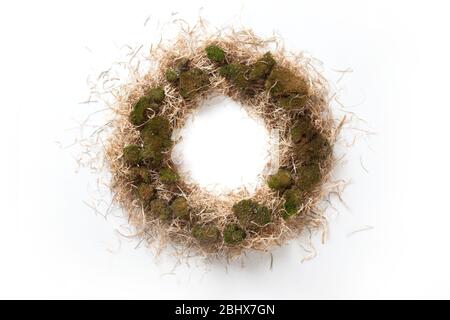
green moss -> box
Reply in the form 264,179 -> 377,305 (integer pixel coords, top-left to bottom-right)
141,135 -> 171,167
291,117 -> 315,144
232,199 -> 271,228
150,198 -> 172,221
139,116 -> 172,167
165,58 -> 190,83
223,223 -> 246,245
192,225 -> 220,244
249,52 -> 275,80
296,163 -> 321,191
294,134 -> 331,165
129,97 -> 160,126
147,86 -> 165,103
205,45 -> 225,63
141,116 -> 171,141
129,167 -> 144,182
123,144 -> 142,165
129,87 -> 165,126
129,98 -> 147,126
174,57 -> 190,73
129,167 -> 151,183
179,68 -> 209,99
137,183 -> 155,202
265,65 -> 309,97
277,95 -> 308,111
159,167 -> 179,184
291,116 -> 331,166
267,169 -> 292,191
170,197 -> 189,219
283,187 -> 303,219
219,63 -> 252,90
165,69 -> 178,82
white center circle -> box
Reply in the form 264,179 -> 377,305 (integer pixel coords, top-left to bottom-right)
172,95 -> 276,195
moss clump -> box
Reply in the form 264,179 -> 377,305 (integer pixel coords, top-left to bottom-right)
141,116 -> 171,141
179,68 -> 209,99
219,63 -> 252,91
150,199 -> 172,221
147,87 -> 165,103
137,183 -> 155,202
140,116 -> 172,167
205,45 -> 225,63
277,95 -> 307,111
265,65 -> 309,97
296,163 -> 321,191
129,87 -> 165,126
283,187 -> 303,219
129,97 -> 160,126
267,169 -> 292,191
174,57 -> 190,72
291,115 -> 331,166
123,144 -> 142,165
165,69 -> 178,82
159,167 -> 179,184
294,134 -> 331,165
129,167 -> 151,183
249,52 -> 275,80
223,224 -> 246,245
141,135 -> 171,167
192,225 -> 220,244
291,117 -> 315,144
165,58 -> 190,82
170,197 -> 189,219
232,199 -> 271,228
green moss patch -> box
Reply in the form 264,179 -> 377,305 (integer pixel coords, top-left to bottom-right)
283,187 -> 303,219
150,198 -> 172,221
129,97 -> 158,126
218,52 -> 275,93
267,169 -> 292,191
223,223 -> 246,245
165,58 -> 190,82
277,95 -> 308,111
159,167 -> 179,184
129,167 -> 151,183
179,68 -> 210,99
170,197 -> 189,219
147,87 -> 165,103
165,69 -> 178,82
296,163 -> 321,191
141,135 -> 170,167
129,86 -> 165,126
249,52 -> 275,81
141,116 -> 171,140
139,116 -> 173,168
232,199 -> 271,228
205,45 -> 225,63
123,144 -> 142,165
192,225 -> 220,244
291,117 -> 315,144
137,183 -> 155,202
290,115 -> 331,191
265,65 -> 309,97
219,63 -> 252,91
294,134 -> 331,166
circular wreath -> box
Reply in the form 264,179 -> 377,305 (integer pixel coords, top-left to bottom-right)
105,31 -> 336,258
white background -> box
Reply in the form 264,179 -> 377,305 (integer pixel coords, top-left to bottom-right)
1,0 -> 450,299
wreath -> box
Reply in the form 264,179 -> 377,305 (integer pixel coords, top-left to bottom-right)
105,30 -> 336,258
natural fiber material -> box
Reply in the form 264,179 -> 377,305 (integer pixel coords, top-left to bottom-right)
103,23 -> 340,260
